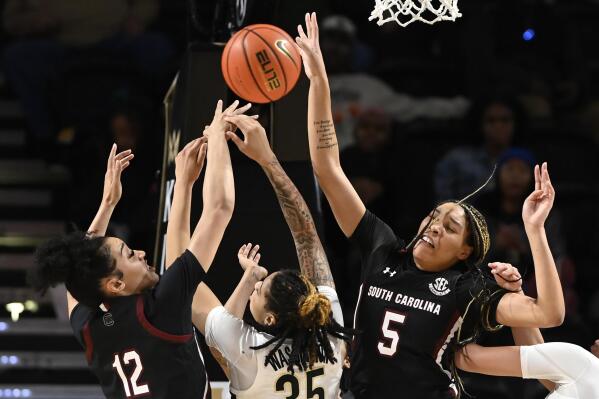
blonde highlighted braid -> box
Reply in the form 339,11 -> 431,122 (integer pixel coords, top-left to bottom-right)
251,270 -> 356,372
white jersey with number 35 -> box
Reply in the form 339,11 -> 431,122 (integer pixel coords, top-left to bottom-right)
521,342 -> 599,399
205,286 -> 344,399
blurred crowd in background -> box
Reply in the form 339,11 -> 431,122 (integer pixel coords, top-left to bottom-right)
1,0 -> 598,397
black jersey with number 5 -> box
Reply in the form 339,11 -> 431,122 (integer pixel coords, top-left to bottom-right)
348,211 -> 504,399
70,250 -> 210,399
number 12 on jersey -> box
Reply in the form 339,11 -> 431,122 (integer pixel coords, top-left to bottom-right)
112,350 -> 150,397
377,310 -> 406,357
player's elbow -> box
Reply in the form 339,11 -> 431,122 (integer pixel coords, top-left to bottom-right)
211,198 -> 234,216
454,352 -> 469,372
545,310 -> 565,327
537,306 -> 565,328
312,162 -> 342,182
454,344 -> 480,373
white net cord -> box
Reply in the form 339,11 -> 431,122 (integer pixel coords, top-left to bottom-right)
369,0 -> 462,27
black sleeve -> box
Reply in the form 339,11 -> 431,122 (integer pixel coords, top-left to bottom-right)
69,303 -> 93,347
349,210 -> 401,280
455,271 -> 506,338
146,250 -> 206,334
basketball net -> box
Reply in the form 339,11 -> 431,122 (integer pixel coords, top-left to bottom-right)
369,0 -> 461,27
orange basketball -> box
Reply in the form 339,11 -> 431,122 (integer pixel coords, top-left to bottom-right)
221,24 -> 302,103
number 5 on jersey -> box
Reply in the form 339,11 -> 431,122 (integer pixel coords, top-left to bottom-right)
112,350 -> 150,397
377,310 -> 406,357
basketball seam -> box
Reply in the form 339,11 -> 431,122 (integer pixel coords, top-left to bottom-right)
254,26 -> 300,71
241,28 -> 273,103
247,28 -> 289,95
225,30 -> 244,98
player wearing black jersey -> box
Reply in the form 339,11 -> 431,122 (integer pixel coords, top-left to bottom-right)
191,114 -> 355,399
295,13 -> 565,399
30,100 -> 247,399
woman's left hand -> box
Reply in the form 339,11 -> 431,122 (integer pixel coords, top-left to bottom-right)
223,115 -> 274,165
102,144 -> 134,206
489,262 -> 522,292
522,162 -> 555,229
238,243 -> 268,281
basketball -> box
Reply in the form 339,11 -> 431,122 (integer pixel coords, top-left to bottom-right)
221,24 -> 302,103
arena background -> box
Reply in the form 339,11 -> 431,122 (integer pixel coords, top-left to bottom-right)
0,0 -> 598,398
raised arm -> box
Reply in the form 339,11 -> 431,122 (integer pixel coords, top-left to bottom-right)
225,114 -> 335,288
456,263 -> 555,392
223,243 -> 267,318
87,144 -> 134,236
67,144 -> 133,315
186,100 -> 242,271
495,163 -> 565,328
165,137 -> 206,267
295,12 -> 365,237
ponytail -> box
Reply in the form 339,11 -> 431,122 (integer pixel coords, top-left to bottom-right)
251,270 -> 355,372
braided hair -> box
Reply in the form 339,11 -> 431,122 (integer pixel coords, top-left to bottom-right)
251,269 -> 356,373
406,200 -> 520,397
29,231 -> 120,308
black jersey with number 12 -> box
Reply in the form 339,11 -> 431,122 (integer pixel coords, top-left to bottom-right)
70,251 -> 210,399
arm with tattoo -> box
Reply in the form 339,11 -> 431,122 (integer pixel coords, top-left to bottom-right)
262,156 -> 335,288
224,113 -> 335,288
295,12 -> 366,237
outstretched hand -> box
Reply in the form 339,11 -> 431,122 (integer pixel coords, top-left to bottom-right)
295,12 -> 327,81
223,114 -> 274,165
175,137 -> 207,185
103,143 -> 134,206
206,100 -> 253,136
488,262 -> 523,292
522,162 -> 555,229
238,243 -> 268,281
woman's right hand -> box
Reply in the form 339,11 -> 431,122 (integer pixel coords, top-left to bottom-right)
295,12 -> 328,81
489,262 -> 523,292
175,137 -> 207,185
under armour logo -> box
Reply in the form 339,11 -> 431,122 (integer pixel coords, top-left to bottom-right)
383,267 -> 397,277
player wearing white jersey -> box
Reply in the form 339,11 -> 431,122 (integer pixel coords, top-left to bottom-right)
454,265 -> 599,399
192,113 -> 354,399
205,285 -> 344,398
457,340 -> 599,398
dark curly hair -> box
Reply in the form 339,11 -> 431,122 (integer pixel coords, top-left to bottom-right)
251,269 -> 356,373
29,231 -> 120,308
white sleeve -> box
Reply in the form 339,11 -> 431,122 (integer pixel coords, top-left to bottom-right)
317,286 -> 344,326
520,342 -> 593,385
205,306 -> 256,366
205,306 -> 261,390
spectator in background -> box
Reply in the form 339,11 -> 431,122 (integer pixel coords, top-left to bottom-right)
321,15 -> 469,149
475,148 -> 578,318
68,95 -> 160,250
2,0 -> 172,147
341,108 -> 396,223
434,97 -> 524,201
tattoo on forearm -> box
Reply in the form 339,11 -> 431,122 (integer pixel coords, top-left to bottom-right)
263,156 -> 335,288
314,120 -> 338,150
